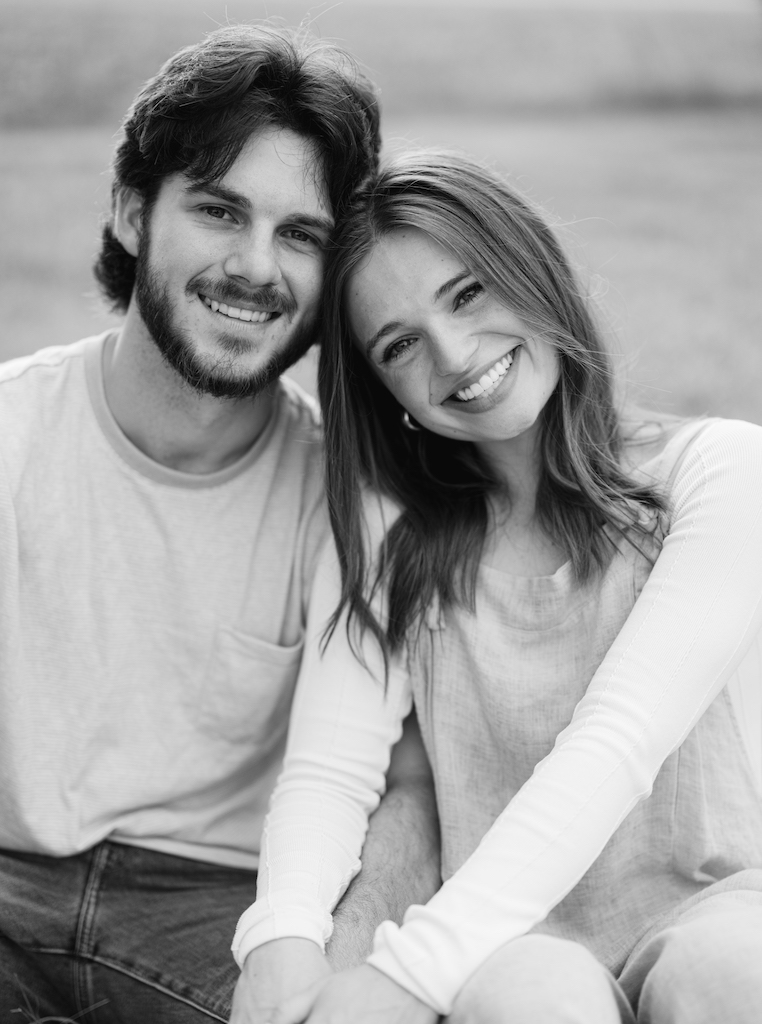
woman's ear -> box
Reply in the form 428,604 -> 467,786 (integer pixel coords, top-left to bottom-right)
113,188 -> 144,258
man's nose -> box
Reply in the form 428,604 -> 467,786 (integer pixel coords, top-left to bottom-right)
223,228 -> 282,288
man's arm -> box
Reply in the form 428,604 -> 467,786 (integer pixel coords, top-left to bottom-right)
325,709 -> 441,970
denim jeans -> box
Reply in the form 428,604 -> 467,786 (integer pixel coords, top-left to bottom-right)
0,841 -> 257,1022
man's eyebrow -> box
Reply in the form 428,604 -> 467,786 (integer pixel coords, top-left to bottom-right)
290,212 -> 335,235
433,270 -> 471,303
182,182 -> 334,235
184,181 -> 252,210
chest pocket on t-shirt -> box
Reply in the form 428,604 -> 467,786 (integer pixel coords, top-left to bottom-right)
196,625 -> 304,746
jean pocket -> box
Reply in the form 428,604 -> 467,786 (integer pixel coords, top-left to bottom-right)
195,626 -> 304,746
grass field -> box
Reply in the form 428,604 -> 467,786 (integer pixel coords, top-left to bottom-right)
1,3 -> 761,126
2,107 -> 761,422
2,1 -> 760,418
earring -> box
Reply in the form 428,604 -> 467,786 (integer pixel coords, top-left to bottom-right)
402,410 -> 421,432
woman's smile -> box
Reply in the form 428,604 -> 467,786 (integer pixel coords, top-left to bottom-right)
448,345 -> 521,407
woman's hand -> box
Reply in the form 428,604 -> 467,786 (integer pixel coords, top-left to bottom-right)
272,963 -> 438,1024
230,937 -> 332,1024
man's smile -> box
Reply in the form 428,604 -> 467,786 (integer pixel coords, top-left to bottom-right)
200,294 -> 281,324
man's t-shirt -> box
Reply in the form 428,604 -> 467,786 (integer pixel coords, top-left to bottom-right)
0,332 -> 328,869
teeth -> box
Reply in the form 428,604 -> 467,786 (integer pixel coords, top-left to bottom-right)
202,296 -> 273,324
455,350 -> 516,403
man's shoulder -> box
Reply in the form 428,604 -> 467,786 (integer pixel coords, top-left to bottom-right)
0,336 -> 97,396
275,374 -> 323,444
253,376 -> 325,525
0,336 -> 103,468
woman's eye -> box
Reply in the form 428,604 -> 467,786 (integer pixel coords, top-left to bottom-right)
381,337 -> 416,364
455,282 -> 484,309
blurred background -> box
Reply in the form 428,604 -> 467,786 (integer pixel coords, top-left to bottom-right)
1,0 -> 760,420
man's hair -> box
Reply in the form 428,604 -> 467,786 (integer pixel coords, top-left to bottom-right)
318,150 -> 668,657
94,23 -> 381,312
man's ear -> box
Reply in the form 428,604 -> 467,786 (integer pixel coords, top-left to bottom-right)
114,188 -> 145,258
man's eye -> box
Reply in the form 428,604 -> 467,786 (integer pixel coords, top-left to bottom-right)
201,206 -> 232,221
285,228 -> 320,246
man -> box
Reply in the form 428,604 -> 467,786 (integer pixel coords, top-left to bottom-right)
0,24 -> 439,1023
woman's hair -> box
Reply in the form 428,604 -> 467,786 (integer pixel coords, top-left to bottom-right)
94,23 -> 380,311
318,150 -> 667,658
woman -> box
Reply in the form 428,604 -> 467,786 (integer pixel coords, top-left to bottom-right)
232,152 -> 762,1023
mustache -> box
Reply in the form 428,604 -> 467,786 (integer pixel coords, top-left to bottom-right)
189,276 -> 298,317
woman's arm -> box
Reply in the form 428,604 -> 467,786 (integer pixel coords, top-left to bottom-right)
232,539 -> 413,965
230,711 -> 436,1024
326,710 -> 440,969
229,534 -> 416,1024
366,418 -> 762,1014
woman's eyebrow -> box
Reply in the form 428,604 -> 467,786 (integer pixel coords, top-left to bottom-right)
433,270 -> 471,302
365,271 -> 472,356
365,320 -> 405,357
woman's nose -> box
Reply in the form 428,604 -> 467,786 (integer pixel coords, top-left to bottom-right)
223,228 -> 283,288
429,327 -> 478,377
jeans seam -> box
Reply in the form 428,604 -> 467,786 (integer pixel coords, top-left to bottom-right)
85,953 -> 227,1022
74,843 -> 111,1016
17,947 -> 228,1022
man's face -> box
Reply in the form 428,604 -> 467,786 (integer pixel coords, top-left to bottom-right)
132,128 -> 333,399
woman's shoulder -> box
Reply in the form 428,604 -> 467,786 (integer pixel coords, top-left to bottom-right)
622,411 -> 757,468
623,414 -> 762,485
621,414 -> 695,468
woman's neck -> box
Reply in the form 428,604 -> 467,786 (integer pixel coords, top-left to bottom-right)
477,428 -> 543,515
478,431 -> 568,578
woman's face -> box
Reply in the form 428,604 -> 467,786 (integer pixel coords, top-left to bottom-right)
346,228 -> 561,451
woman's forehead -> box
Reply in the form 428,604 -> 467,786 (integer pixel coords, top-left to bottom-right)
350,229 -> 463,287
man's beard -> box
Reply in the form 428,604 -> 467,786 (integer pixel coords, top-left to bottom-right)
133,237 -> 317,400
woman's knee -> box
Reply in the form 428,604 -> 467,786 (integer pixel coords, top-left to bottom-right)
449,934 -> 622,1024
639,908 -> 762,1024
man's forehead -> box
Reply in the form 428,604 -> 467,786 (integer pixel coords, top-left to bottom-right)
222,128 -> 331,216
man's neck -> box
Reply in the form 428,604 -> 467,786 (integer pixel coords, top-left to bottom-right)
103,313 -> 276,476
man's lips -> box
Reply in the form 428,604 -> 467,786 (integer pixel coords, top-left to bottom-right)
200,294 -> 280,324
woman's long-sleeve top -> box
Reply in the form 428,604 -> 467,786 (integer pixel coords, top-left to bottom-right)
233,418 -> 762,1014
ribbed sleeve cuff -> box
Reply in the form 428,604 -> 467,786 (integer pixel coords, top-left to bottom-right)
366,916 -> 456,1016
231,895 -> 333,969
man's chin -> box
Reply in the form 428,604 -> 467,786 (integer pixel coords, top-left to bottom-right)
134,248 -> 317,401
182,356 -> 282,401
164,328 -> 316,400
